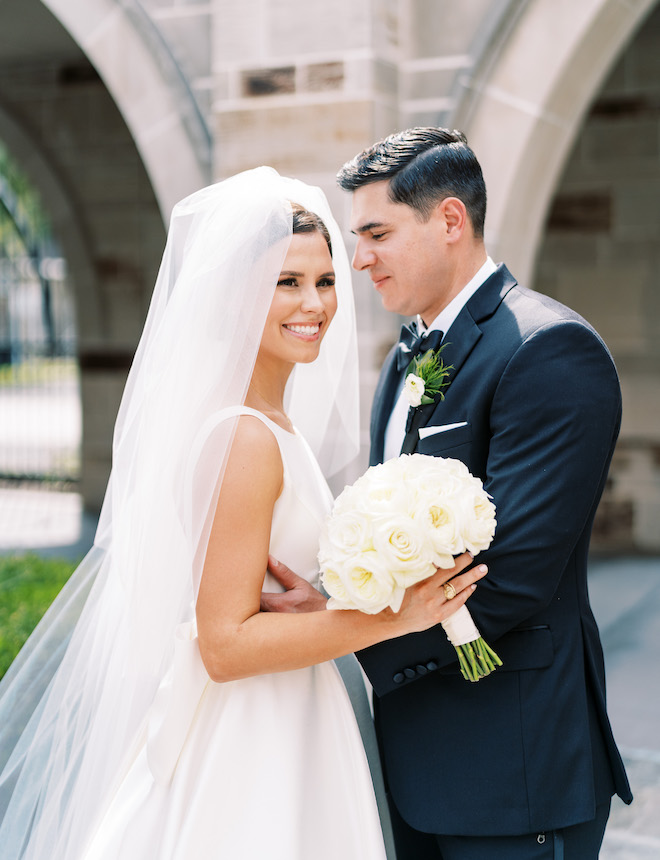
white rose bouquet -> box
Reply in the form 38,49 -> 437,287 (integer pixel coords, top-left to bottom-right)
319,453 -> 502,682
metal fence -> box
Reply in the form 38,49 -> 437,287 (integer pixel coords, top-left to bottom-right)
1,165 -> 80,488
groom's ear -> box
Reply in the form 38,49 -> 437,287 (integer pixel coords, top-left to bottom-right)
435,196 -> 468,244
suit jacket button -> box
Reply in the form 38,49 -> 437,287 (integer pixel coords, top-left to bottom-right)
393,672 -> 405,684
404,667 -> 417,679
426,661 -> 438,672
415,664 -> 428,675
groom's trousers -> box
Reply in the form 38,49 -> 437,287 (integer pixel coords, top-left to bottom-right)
388,796 -> 611,860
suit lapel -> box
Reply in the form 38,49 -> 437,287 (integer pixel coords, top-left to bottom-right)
370,344 -> 403,465
400,265 -> 517,454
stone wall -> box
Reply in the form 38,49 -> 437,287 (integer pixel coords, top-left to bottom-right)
534,4 -> 660,551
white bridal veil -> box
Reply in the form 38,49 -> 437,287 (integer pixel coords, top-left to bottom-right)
0,168 -> 359,858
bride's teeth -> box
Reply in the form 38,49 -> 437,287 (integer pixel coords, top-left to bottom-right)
287,324 -> 319,335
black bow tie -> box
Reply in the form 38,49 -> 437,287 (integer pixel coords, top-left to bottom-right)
396,323 -> 444,371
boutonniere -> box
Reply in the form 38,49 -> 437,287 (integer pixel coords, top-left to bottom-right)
403,344 -> 453,408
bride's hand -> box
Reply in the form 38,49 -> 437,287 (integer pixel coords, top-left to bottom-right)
390,553 -> 487,635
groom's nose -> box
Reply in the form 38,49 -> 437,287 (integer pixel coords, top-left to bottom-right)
351,238 -> 375,271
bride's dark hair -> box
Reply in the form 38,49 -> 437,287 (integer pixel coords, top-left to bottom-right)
291,202 -> 332,255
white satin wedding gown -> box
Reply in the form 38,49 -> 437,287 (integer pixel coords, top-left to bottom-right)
82,409 -> 387,860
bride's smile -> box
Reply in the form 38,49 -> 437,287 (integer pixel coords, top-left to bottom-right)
283,322 -> 322,339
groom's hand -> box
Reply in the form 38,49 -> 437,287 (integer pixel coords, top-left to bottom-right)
260,555 -> 327,613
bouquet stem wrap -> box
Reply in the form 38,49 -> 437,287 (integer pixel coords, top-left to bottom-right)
441,605 -> 502,682
319,454 -> 502,682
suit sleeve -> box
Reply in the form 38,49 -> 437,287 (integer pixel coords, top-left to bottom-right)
358,319 -> 622,696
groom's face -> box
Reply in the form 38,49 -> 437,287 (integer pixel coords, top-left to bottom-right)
349,180 -> 451,324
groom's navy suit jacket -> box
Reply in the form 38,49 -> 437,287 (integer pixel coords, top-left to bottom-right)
358,265 -> 632,837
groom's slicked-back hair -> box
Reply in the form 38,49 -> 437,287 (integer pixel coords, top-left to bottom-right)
337,127 -> 487,237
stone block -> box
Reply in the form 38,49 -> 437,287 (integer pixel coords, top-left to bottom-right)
401,68 -> 456,101
536,233 -> 600,268
582,119 -> 659,162
620,374 -> 660,438
152,10 -> 212,83
614,182 -> 660,233
304,62 -> 344,93
268,0 -> 370,55
214,100 -> 373,176
552,266 -> 645,353
589,92 -> 660,122
591,497 -> 634,550
407,0 -> 492,58
546,191 -> 611,233
213,0 -> 263,64
241,66 -> 296,97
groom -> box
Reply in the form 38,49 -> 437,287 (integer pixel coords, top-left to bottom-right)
264,127 -> 632,858
333,127 -> 632,858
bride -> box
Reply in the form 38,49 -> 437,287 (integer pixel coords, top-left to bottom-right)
0,168 -> 484,859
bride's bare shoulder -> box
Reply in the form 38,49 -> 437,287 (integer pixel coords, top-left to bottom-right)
223,414 -> 283,494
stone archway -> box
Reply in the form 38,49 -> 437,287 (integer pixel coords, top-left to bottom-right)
454,0 -> 657,286
0,0 -> 182,508
41,0 -> 210,217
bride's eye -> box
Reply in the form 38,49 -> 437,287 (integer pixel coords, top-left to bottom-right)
277,277 -> 298,287
317,277 -> 335,289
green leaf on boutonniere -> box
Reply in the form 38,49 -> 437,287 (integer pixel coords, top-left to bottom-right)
405,344 -> 453,407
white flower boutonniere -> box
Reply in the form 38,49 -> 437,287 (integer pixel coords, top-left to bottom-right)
403,345 -> 453,408
403,373 -> 425,408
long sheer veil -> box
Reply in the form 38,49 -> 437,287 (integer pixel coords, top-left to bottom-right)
0,167 -> 359,858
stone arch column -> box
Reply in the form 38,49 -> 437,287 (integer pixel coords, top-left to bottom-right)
453,0 -> 657,285
41,0 -> 210,217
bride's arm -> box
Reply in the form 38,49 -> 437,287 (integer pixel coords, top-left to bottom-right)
196,416 -> 485,683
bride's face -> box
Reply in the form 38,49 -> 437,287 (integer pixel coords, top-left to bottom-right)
259,231 -> 337,366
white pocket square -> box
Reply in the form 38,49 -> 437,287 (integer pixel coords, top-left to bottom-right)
418,421 -> 468,440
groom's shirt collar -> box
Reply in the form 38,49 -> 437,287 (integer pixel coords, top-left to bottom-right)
417,256 -> 497,338
382,256 -> 497,463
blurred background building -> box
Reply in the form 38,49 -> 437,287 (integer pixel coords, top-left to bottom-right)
1,0 -> 659,553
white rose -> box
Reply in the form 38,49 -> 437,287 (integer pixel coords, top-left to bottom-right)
403,373 -> 425,408
412,493 -> 466,562
448,487 -> 496,555
320,563 -> 353,609
320,509 -> 373,561
347,462 -> 414,514
323,551 -> 402,614
462,491 -> 496,555
371,513 -> 436,587
437,457 -> 472,479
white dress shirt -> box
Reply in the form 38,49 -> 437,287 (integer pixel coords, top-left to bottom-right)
382,257 -> 497,462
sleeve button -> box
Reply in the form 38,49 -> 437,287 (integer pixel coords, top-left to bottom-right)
393,672 -> 405,684
404,667 -> 417,679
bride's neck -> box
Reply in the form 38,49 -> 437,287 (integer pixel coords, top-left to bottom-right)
245,360 -> 293,429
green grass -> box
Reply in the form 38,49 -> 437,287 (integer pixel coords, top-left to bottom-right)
0,357 -> 78,388
0,554 -> 76,679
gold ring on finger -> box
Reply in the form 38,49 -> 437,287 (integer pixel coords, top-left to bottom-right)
443,582 -> 457,601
